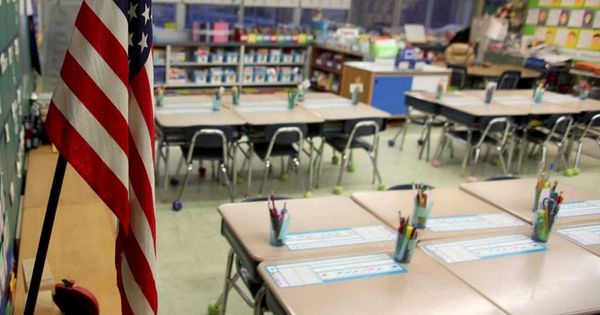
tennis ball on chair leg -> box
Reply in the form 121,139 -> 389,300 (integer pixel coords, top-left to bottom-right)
303,191 -> 314,198
333,186 -> 343,195
331,156 -> 339,165
280,173 -> 289,181
564,168 -> 574,177
377,183 -> 386,191
236,175 -> 245,184
346,163 -> 356,172
207,303 -> 219,315
573,168 -> 581,175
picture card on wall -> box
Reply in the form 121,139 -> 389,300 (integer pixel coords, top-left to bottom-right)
527,9 -> 540,24
547,9 -> 561,26
569,10 -> 584,27
586,0 -> 600,6
578,30 -> 594,48
595,11 -> 600,28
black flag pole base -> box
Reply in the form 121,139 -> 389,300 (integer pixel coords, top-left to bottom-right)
24,155 -> 68,315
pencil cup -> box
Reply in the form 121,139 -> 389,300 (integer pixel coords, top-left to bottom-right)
579,90 -> 589,102
484,82 -> 497,104
269,215 -> 290,247
400,239 -> 418,263
298,89 -> 305,102
531,210 -> 549,243
212,96 -> 221,111
287,92 -> 297,110
232,93 -> 240,105
394,233 -> 408,262
534,88 -> 544,104
412,201 -> 433,229
351,90 -> 361,105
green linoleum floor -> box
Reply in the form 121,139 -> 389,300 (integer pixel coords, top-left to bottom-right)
155,124 -> 600,315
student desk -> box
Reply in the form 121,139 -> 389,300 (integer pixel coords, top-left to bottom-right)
233,94 -> 324,126
155,96 -> 246,128
300,93 -> 391,188
460,178 -> 600,226
257,249 -> 505,315
422,233 -> 600,315
216,196 -> 396,313
556,223 -> 600,257
218,196 -> 394,279
351,188 -> 529,240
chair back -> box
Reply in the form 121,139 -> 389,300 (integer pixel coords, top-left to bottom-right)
264,124 -> 307,145
497,71 -> 521,90
545,115 -> 573,143
478,117 -> 512,147
343,118 -> 384,137
447,64 -> 467,89
185,126 -> 233,149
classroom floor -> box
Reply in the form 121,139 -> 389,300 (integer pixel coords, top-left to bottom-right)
154,123 -> 600,315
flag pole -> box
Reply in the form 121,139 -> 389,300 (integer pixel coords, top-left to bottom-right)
24,155 -> 67,315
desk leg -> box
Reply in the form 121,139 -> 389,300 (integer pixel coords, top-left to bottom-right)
232,144 -> 237,198
432,122 -> 448,162
314,140 -> 325,188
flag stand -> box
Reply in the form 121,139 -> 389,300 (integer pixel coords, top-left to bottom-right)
24,155 -> 67,315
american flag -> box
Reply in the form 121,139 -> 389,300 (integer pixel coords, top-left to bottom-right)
44,0 -> 157,314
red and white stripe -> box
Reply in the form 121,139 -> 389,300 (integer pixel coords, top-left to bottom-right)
44,0 -> 157,314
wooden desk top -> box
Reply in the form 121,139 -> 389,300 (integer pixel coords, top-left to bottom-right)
493,90 -> 584,115
407,91 -> 529,117
258,249 -> 505,315
233,103 -> 324,126
460,178 -> 600,226
557,223 -> 600,257
467,64 -> 541,79
407,90 -> 585,117
422,234 -> 600,315
301,93 -> 390,121
351,188 -> 529,240
156,96 -> 246,127
218,196 -> 394,262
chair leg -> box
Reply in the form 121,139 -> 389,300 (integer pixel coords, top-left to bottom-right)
418,117 -> 432,160
314,141 -> 325,188
399,124 -> 408,151
574,140 -> 583,169
470,147 -> 482,177
557,142 -> 569,171
336,152 -> 348,186
292,156 -> 308,194
307,139 -> 315,189
231,144 -> 237,197
517,138 -> 526,174
433,123 -> 449,162
369,150 -> 383,185
220,162 -> 235,202
539,144 -> 548,173
253,286 -> 267,315
216,248 -> 235,315
497,146 -> 509,175
461,144 -> 472,177
246,145 -> 254,197
175,162 -> 193,202
163,145 -> 171,194
260,160 -> 271,195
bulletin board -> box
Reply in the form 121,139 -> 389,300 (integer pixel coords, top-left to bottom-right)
523,0 -> 600,51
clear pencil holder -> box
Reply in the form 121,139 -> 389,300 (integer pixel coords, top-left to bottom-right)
579,90 -> 589,102
269,215 -> 290,247
298,89 -> 305,102
351,91 -> 361,105
394,236 -> 417,263
212,96 -> 221,111
534,89 -> 544,104
287,93 -> 297,110
412,201 -> 433,229
531,210 -> 549,243
232,94 -> 240,105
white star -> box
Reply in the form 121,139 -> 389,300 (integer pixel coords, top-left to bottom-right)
138,32 -> 148,52
128,33 -> 134,46
128,3 -> 138,21
141,4 -> 151,25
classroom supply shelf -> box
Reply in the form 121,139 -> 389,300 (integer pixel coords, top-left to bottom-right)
309,44 -> 371,95
154,41 -> 312,91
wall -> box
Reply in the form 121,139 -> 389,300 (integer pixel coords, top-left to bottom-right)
0,0 -> 33,312
523,0 -> 600,51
